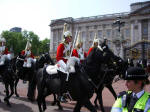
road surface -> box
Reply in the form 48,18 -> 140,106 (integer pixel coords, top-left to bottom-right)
0,79 -> 149,112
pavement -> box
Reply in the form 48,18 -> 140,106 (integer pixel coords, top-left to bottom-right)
0,79 -> 149,112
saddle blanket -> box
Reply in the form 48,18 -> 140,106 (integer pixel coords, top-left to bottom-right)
46,64 -> 75,75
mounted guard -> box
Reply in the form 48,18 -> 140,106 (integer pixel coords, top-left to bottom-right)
72,31 -> 87,63
45,23 -> 79,79
87,33 -> 103,55
0,35 -> 12,66
56,23 -> 73,73
21,40 -> 35,68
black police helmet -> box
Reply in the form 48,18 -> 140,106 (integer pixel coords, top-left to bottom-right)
124,67 -> 148,80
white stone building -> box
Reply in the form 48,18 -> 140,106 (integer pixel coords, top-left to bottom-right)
49,1 -> 150,59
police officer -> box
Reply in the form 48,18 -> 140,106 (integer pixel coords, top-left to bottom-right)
111,67 -> 150,112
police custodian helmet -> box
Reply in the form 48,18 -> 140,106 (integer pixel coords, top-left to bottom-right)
125,67 -> 148,80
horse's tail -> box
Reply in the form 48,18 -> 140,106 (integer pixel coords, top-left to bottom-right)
27,69 -> 38,101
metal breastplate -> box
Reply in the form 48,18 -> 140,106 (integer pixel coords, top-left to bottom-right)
63,44 -> 71,57
78,48 -> 84,60
25,50 -> 31,57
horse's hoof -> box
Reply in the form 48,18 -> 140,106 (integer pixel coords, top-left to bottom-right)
4,98 -> 7,102
51,101 -> 56,106
94,105 -> 98,109
4,98 -> 11,107
43,107 -> 47,111
7,103 -> 11,107
28,97 -> 35,102
16,94 -> 20,97
58,107 -> 63,110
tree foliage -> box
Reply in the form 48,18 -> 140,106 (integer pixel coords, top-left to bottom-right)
1,30 -> 50,56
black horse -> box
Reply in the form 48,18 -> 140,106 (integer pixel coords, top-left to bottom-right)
0,58 -> 16,106
94,55 -> 129,112
14,52 -> 54,101
36,46 -> 115,112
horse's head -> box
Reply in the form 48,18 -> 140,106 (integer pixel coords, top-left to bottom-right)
112,56 -> 129,78
16,53 -> 25,69
86,47 -> 105,66
38,53 -> 54,68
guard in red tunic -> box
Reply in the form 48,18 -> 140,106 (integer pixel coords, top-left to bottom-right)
87,33 -> 100,55
72,31 -> 87,63
0,36 -> 11,66
56,23 -> 73,102
21,41 -> 34,68
56,23 -> 72,72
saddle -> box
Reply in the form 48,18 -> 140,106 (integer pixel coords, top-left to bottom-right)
46,64 -> 76,75
44,64 -> 76,81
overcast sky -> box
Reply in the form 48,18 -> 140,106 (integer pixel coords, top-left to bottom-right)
0,0 -> 147,40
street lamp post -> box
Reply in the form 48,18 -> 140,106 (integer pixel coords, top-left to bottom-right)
112,17 -> 125,58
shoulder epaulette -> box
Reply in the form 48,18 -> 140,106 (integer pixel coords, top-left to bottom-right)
117,91 -> 127,98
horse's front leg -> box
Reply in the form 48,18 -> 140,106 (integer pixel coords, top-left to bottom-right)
51,94 -> 57,106
37,91 -> 44,112
94,94 -> 99,109
106,84 -> 117,100
6,81 -> 14,102
27,80 -> 36,102
84,100 -> 97,112
4,83 -> 11,107
97,86 -> 105,112
14,77 -> 19,97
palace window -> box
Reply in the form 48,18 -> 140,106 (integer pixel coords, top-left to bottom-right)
142,20 -> 148,39
106,29 -> 111,38
98,30 -> 102,38
125,29 -> 130,37
89,31 -> 94,40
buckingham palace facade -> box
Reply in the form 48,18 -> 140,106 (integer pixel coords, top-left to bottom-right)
49,1 -> 150,60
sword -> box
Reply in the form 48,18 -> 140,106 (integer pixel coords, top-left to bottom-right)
70,30 -> 79,57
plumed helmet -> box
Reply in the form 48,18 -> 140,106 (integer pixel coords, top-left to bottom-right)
124,67 -> 148,80
63,23 -> 67,33
64,31 -> 72,38
103,37 -> 107,40
63,23 -> 72,38
75,31 -> 82,47
25,41 -> 32,51
93,33 -> 99,43
92,33 -> 99,45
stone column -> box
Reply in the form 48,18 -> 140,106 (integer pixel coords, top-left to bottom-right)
120,43 -> 124,58
148,19 -> 150,40
56,29 -> 59,52
50,29 -> 54,53
131,22 -> 134,45
138,20 -> 142,41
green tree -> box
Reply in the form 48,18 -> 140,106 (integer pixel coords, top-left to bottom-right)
2,31 -> 26,55
39,38 -> 50,54
1,30 -> 50,56
22,31 -> 40,55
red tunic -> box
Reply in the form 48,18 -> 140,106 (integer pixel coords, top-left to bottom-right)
72,49 -> 78,57
3,48 -> 10,55
87,47 -> 93,56
72,49 -> 87,63
21,50 -> 34,58
56,43 -> 68,63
